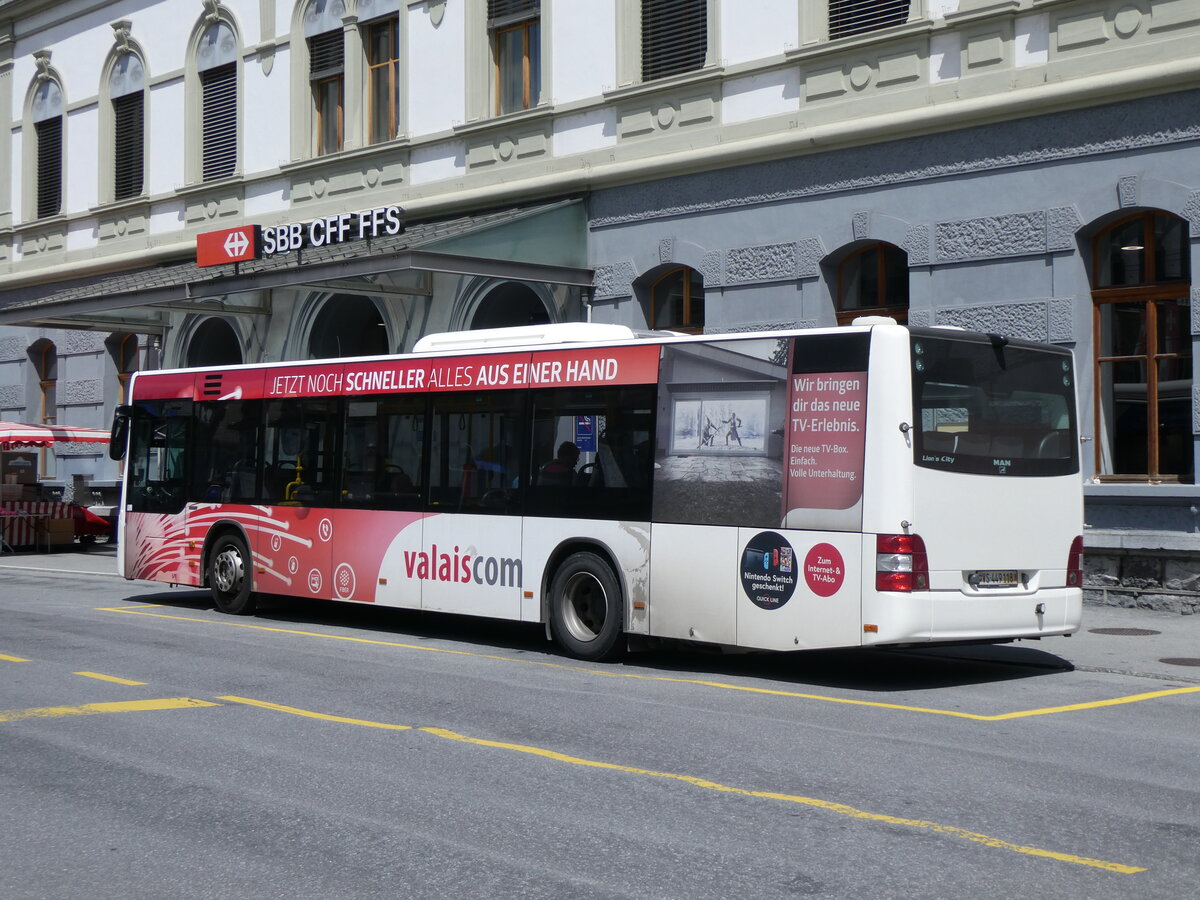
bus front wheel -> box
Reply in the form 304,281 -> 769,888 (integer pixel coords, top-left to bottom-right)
549,552 -> 623,661
209,533 -> 257,615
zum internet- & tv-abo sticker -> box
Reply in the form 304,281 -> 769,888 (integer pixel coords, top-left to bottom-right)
741,532 -> 798,610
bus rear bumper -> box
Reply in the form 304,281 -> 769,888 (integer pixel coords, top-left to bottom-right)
862,588 -> 1083,646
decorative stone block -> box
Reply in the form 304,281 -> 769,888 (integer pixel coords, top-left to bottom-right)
1191,288 -> 1200,335
907,309 -> 933,327
1118,174 -> 1139,208
903,225 -> 931,266
726,242 -> 797,284
1056,12 -> 1108,50
0,338 -> 25,361
659,238 -> 674,264
699,250 -> 723,286
0,385 -> 25,408
805,66 -> 846,101
935,211 -> 1046,263
852,211 -> 869,241
1048,298 -> 1075,343
1193,384 -> 1200,435
61,379 -> 102,405
1045,206 -> 1082,251
876,51 -> 920,87
1183,191 -> 1200,238
796,238 -> 825,278
592,261 -> 637,300
935,301 -> 1049,342
62,331 -> 105,354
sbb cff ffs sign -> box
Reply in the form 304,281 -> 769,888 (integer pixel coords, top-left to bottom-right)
197,225 -> 260,267
195,205 -> 406,268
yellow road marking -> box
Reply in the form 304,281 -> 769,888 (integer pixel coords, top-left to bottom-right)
0,697 -> 218,723
0,653 -> 30,662
100,606 -> 1200,721
218,695 -> 412,730
74,671 -> 147,686
217,693 -> 1144,874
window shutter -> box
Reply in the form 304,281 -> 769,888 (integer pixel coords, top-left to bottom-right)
35,117 -> 62,218
642,0 -> 707,82
309,30 -> 345,81
113,92 -> 144,200
201,62 -> 237,181
488,0 -> 538,27
828,0 -> 910,40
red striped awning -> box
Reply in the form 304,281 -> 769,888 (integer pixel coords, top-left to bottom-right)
0,421 -> 110,451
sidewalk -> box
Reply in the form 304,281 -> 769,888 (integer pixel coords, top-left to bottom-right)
1,544 -> 1197,681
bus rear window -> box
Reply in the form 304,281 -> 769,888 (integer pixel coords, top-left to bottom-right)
911,334 -> 1078,477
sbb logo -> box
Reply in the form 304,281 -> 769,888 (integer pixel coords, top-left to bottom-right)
196,225 -> 260,267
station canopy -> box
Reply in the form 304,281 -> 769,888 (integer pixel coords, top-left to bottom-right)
0,199 -> 590,335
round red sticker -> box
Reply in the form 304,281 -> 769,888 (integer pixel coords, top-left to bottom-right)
804,543 -> 844,597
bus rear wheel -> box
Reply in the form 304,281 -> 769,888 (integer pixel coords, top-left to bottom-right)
209,533 -> 257,615
549,552 -> 623,661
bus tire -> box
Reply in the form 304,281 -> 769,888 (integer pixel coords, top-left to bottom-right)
549,552 -> 623,661
209,533 -> 257,615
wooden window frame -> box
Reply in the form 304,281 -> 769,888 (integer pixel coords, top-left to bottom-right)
649,266 -> 704,333
491,16 -> 539,115
835,242 -> 909,325
1091,211 -> 1192,483
366,19 -> 399,144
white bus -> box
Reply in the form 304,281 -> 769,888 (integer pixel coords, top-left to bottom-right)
110,318 -> 1083,660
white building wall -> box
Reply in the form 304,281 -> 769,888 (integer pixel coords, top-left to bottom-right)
719,0 -> 797,64
550,0 -> 617,102
407,1 -> 466,136
147,80 -> 185,195
64,105 -> 98,215
242,50 -> 290,176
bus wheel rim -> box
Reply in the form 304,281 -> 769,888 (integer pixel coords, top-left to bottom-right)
561,571 -> 607,643
213,547 -> 244,594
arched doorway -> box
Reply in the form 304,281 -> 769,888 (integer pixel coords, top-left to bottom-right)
307,294 -> 388,358
186,317 -> 243,367
1091,210 -> 1192,482
469,282 -> 550,330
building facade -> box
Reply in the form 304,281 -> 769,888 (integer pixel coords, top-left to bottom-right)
0,0 -> 1198,608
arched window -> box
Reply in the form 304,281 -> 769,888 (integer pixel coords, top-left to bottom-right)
362,3 -> 400,143
197,21 -> 238,180
186,318 -> 243,368
305,0 -> 346,155
108,333 -> 139,403
836,242 -> 908,324
1092,211 -> 1192,482
30,340 -> 57,478
31,75 -> 63,218
109,52 -> 145,200
649,266 -> 704,333
470,282 -> 550,329
489,0 -> 540,114
308,295 -> 387,358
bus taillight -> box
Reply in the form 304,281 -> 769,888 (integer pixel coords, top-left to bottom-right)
1066,535 -> 1084,588
876,533 -> 929,592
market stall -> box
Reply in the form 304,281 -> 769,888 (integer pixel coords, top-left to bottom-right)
0,421 -> 112,550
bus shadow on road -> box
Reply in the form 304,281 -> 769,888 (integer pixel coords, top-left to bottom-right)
124,590 -> 1072,693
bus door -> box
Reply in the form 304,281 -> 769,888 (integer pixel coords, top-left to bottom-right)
420,392 -> 524,620
261,396 -> 340,600
189,369 -> 267,586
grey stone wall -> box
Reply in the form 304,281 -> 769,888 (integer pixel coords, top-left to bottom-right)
1085,550 -> 1200,615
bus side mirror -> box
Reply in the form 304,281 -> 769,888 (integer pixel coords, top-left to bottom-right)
109,405 -> 134,461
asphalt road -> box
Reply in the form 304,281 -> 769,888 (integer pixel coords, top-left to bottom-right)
2,563 -> 1198,899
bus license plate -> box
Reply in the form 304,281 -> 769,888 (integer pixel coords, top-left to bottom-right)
976,570 -> 1019,588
